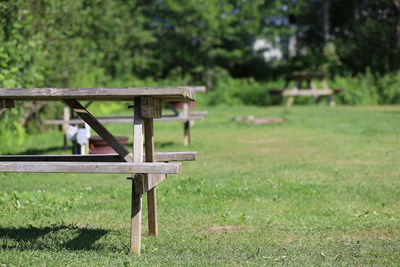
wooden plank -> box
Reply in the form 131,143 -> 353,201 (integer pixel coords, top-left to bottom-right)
131,183 -> 142,254
183,121 -> 191,146
62,106 -> 71,150
157,115 -> 204,122
144,118 -> 158,236
43,114 -> 205,125
182,86 -> 207,92
64,99 -> 133,162
141,97 -> 162,118
0,152 -> 196,162
131,174 -> 167,194
182,102 -> 191,146
143,174 -> 166,193
0,99 -> 15,108
0,155 -> 125,162
0,161 -> 180,174
131,97 -> 143,254
0,152 -> 197,162
282,89 -> 333,97
154,151 -> 197,162
143,118 -> 158,236
0,87 -> 195,101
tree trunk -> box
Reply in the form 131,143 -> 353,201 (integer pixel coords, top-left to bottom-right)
394,0 -> 400,49
323,0 -> 331,45
20,102 -> 46,127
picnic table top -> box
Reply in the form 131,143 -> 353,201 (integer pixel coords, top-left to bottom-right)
0,87 -> 195,101
285,72 -> 327,80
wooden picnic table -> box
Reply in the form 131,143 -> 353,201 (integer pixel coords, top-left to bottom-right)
269,72 -> 343,107
0,87 -> 197,254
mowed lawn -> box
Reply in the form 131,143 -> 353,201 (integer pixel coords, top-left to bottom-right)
0,105 -> 399,266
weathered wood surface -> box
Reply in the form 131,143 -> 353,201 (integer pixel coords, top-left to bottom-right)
157,115 -> 205,122
44,114 -> 205,125
282,89 -> 333,97
0,87 -> 195,101
0,161 -> 180,174
184,121 -> 191,146
144,118 -> 158,236
64,99 -> 133,162
182,102 -> 191,146
0,152 -> 197,162
137,174 -> 166,194
184,86 -> 206,92
141,97 -> 162,118
131,97 -> 144,254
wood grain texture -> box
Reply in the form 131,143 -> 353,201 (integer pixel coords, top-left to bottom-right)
133,173 -> 166,194
44,114 -> 205,125
282,89 -> 333,97
0,161 -> 180,174
0,87 -> 195,101
131,97 -> 144,254
183,121 -> 191,146
64,99 -> 133,162
182,86 -> 207,92
0,152 -> 197,162
141,97 -> 162,118
144,118 -> 158,236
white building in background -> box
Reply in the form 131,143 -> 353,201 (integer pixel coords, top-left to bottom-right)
253,38 -> 283,62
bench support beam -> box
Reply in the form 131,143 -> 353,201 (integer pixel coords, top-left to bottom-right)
131,98 -> 144,254
144,118 -> 158,236
0,161 -> 180,174
64,99 -> 132,162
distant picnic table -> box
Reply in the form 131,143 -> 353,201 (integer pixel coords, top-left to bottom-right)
269,72 -> 343,107
0,87 -> 198,254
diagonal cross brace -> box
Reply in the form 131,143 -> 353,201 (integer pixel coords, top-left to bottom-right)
63,99 -> 133,162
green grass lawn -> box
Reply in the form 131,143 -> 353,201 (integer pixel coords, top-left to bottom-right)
1,105 -> 400,266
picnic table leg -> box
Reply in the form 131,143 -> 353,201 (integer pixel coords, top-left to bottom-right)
183,102 -> 191,146
144,118 -> 158,236
131,98 -> 144,254
184,121 -> 191,146
62,105 -> 70,150
328,95 -> 336,107
286,96 -> 295,107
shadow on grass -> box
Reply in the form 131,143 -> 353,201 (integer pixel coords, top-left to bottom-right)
0,224 -> 110,251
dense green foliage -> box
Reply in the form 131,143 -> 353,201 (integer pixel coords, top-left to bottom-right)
285,0 -> 400,75
1,106 -> 400,265
1,0 -> 399,87
0,0 -> 399,147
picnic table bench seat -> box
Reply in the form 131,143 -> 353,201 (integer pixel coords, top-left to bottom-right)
0,161 -> 181,174
268,72 -> 343,107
